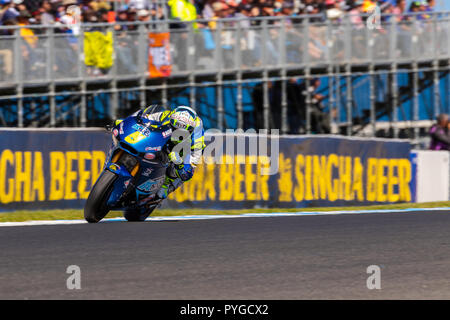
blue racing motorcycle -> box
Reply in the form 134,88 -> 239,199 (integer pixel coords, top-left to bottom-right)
84,106 -> 173,223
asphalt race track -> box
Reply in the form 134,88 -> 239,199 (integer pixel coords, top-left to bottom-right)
1,210 -> 450,299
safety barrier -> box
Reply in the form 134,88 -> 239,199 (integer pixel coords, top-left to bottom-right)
410,150 -> 450,202
0,129 -> 424,212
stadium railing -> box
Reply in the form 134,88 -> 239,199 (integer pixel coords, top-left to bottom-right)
1,12 -> 449,82
0,12 -> 449,135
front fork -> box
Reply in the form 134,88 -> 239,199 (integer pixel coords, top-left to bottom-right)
104,148 -> 141,208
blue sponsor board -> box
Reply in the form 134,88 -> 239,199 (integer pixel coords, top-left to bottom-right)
166,135 -> 413,209
0,129 -> 111,211
0,129 -> 413,212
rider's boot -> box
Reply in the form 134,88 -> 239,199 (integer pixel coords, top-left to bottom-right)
157,177 -> 172,199
157,176 -> 182,199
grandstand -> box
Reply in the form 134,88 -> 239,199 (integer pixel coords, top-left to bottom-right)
0,2 -> 449,146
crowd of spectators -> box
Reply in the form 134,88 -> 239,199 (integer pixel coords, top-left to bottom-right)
0,1 -> 439,29
0,1 -> 446,135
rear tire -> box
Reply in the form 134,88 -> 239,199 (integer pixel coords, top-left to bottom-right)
84,170 -> 117,223
124,205 -> 157,222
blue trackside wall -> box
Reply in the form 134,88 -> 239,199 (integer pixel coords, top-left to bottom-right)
0,129 -> 413,212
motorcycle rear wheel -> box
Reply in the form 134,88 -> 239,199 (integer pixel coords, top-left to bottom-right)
84,170 -> 117,223
124,204 -> 157,222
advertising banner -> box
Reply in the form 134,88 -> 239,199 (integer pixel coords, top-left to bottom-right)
166,135 -> 413,209
0,130 -> 413,212
0,129 -> 110,211
148,32 -> 172,78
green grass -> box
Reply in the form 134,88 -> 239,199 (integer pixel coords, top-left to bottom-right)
1,201 -> 449,222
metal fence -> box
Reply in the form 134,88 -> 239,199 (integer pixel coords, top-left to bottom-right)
1,12 -> 450,137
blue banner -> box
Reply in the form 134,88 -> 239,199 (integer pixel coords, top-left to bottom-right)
0,129 -> 413,212
166,135 -> 413,209
0,129 -> 110,211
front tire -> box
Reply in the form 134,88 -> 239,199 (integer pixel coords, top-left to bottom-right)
84,170 -> 117,223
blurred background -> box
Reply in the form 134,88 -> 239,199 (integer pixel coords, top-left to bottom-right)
0,0 -> 449,148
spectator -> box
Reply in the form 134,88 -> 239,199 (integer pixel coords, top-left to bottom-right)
0,0 -> 19,25
168,0 -> 197,28
248,5 -> 261,26
429,114 -> 450,151
392,0 -> 407,19
294,78 -> 330,134
234,3 -> 251,28
128,0 -> 147,10
0,14 -> 14,80
149,2 -> 166,21
137,8 -> 150,21
325,0 -> 344,22
348,0 -> 365,29
59,2 -> 81,34
23,0 -> 40,14
425,0 -> 436,12
280,2 -> 295,17
17,10 -> 37,46
409,1 -> 428,20
97,7 -> 110,23
126,7 -> 138,27
201,0 -> 215,20
383,0 -> 405,22
114,6 -> 129,30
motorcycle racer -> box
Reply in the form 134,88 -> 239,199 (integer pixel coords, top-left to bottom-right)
136,105 -> 205,199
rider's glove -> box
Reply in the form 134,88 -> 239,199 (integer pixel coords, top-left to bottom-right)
168,151 -> 183,165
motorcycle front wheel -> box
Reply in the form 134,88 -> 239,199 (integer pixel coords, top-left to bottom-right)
84,170 -> 117,223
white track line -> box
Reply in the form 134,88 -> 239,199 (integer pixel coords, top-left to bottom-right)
0,207 -> 449,227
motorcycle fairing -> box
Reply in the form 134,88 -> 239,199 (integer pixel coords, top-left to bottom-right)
103,114 -> 172,210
